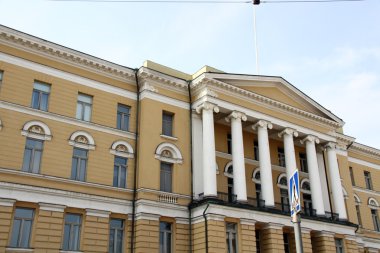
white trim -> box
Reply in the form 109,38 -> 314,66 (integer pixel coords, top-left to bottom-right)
110,140 -> 134,158
277,173 -> 288,189
224,161 -> 233,178
300,178 -> 311,194
0,52 -> 137,100
136,199 -> 188,219
342,186 -> 349,199
252,168 -> 261,184
155,142 -> 183,164
135,212 -> 160,221
136,188 -> 191,199
0,101 -> 136,140
348,157 -> 380,171
354,194 -> 361,205
39,203 -> 66,212
110,150 -> 134,159
86,209 -> 110,218
21,120 -> 52,141
368,197 -> 379,209
59,251 -> 84,253
140,90 -> 189,109
0,198 -> 16,207
69,130 -> 95,145
194,96 -> 336,143
160,134 -> 178,141
0,181 -> 132,214
354,187 -> 380,197
5,248 -> 34,253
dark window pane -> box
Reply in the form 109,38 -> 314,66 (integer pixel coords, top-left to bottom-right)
10,219 -> 21,247
79,159 -> 87,181
117,113 -> 122,129
120,167 -> 126,188
162,112 -> 173,136
113,165 -> 119,187
22,149 -> 32,171
20,220 -> 32,248
31,90 -> 40,109
71,157 -> 78,179
31,150 -> 42,173
40,93 -> 49,111
63,224 -> 70,250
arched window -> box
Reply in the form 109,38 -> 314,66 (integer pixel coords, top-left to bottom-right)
21,121 -> 52,174
110,140 -> 134,188
252,168 -> 262,204
224,161 -> 233,178
369,198 -> 380,232
0,118 -> 3,130
155,142 -> 183,164
110,140 -> 134,159
354,194 -> 362,227
301,179 -> 313,216
224,162 -> 235,203
277,173 -> 289,213
69,131 -> 95,182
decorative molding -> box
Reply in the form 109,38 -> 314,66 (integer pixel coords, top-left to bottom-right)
139,90 -> 189,110
5,248 -> 35,253
277,173 -> 288,189
175,217 -> 189,224
348,157 -> 380,171
0,101 -> 136,140
21,120 -> 52,141
155,142 -> 183,164
278,128 -> 298,138
194,86 -> 218,101
39,203 -> 66,212
191,75 -> 342,129
324,142 -> 337,150
0,198 -> 16,207
139,81 -> 158,93
195,101 -> 219,114
262,222 -> 283,230
225,111 -> 247,122
353,186 -> 380,197
252,168 -> 261,184
0,27 -> 136,83
350,143 -> 380,160
300,135 -> 320,145
136,188 -> 191,199
110,140 -> 134,159
86,208 -> 111,218
160,134 -> 178,141
300,178 -> 311,194
368,197 -> 379,209
240,218 -> 256,226
223,161 -> 233,178
69,130 -> 95,150
252,119 -> 273,130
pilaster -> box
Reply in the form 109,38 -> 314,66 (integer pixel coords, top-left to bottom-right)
82,209 -> 110,252
261,223 -> 285,253
0,199 -> 15,251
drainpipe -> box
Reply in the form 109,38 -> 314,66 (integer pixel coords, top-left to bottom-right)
187,80 -> 194,253
130,69 -> 141,253
203,204 -> 210,253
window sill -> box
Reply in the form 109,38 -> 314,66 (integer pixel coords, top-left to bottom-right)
5,248 -> 34,253
160,134 -> 178,141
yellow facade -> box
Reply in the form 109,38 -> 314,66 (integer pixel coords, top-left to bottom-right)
0,25 -> 380,253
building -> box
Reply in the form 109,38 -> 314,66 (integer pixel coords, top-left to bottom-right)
0,24 -> 379,253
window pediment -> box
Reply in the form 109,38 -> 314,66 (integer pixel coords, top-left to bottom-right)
110,140 -> 134,158
155,142 -> 183,164
21,120 -> 52,140
69,131 -> 95,150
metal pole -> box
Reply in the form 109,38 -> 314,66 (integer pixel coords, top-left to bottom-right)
292,213 -> 304,253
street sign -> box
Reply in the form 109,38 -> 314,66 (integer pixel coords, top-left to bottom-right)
289,170 -> 301,217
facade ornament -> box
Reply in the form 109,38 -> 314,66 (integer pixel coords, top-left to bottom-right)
195,102 -> 219,114
252,119 -> 273,130
195,87 -> 218,101
300,135 -> 320,145
278,128 -> 298,138
139,81 -> 158,93
324,142 -> 337,150
225,111 -> 247,123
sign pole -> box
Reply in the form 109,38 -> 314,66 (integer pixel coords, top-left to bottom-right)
292,213 -> 304,253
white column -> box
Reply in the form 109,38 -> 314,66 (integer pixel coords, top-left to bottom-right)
325,142 -> 347,220
226,111 -> 247,202
196,102 -> 219,198
192,113 -> 203,199
278,128 -> 298,180
301,135 -> 325,216
252,120 -> 274,207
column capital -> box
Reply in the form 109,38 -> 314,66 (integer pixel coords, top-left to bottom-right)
195,102 -> 219,114
252,119 -> 273,130
324,142 -> 337,150
278,128 -> 298,138
301,135 -> 320,145
225,111 -> 247,122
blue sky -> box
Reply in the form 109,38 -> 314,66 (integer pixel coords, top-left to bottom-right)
1,0 -> 379,148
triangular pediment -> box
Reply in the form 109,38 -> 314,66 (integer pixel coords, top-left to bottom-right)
208,73 -> 343,125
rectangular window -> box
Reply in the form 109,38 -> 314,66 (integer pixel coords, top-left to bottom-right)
160,162 -> 172,192
76,93 -> 93,121
299,153 -> 308,173
10,208 -> 34,248
371,209 -> 380,232
254,141 -> 259,161
283,233 -> 290,253
22,138 -> 43,174
356,205 -> 362,227
159,222 -> 172,253
364,171 -> 373,190
162,112 -> 174,136
278,148 -> 286,167
63,213 -> 82,251
31,81 -> 50,111
227,134 -> 232,154
117,104 -> 130,131
335,238 -> 344,253
109,219 -> 124,253
255,229 -> 261,253
113,156 -> 127,188
349,167 -> 355,186
71,148 -> 88,181
0,70 -> 3,83
226,223 -> 238,253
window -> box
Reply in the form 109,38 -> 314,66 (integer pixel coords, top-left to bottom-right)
113,156 -> 127,188
0,70 -> 3,84
254,141 -> 259,161
371,209 -> 380,232
349,167 -> 355,186
281,189 -> 290,213
255,229 -> 261,253
364,171 -> 373,190
71,148 -> 88,181
117,104 -> 130,131
278,148 -> 286,167
283,233 -> 290,253
335,238 -> 344,253
76,93 -> 92,121
299,153 -> 308,173
355,205 -> 362,227
109,219 -> 124,253
227,134 -> 232,154
162,112 -> 174,136
159,222 -> 172,253
226,223 -> 238,253
160,162 -> 172,192
63,213 -> 82,251
10,208 -> 34,248
22,138 -> 43,173
31,81 -> 50,111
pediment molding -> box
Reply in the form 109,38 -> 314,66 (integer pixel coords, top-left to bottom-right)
0,25 -> 136,83
350,142 -> 380,160
191,75 -> 342,129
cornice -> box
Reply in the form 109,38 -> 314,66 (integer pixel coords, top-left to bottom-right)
191,76 -> 342,129
138,67 -> 188,94
334,132 -> 356,146
0,25 -> 136,82
350,143 -> 380,159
